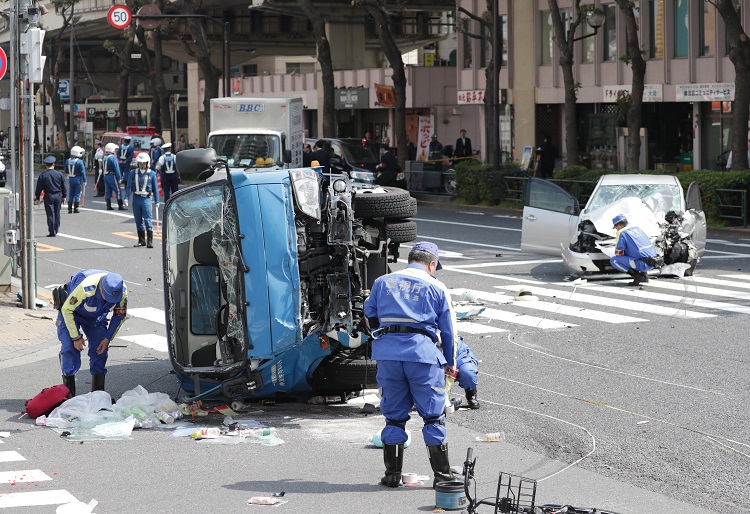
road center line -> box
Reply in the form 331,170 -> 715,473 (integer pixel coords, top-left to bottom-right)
416,235 -> 521,252
413,217 -> 521,232
55,234 -> 124,248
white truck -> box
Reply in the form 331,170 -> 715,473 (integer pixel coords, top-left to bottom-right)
207,97 -> 304,175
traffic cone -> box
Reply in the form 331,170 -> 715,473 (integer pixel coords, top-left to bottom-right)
156,173 -> 163,202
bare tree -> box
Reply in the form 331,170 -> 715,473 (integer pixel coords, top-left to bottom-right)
457,1 -> 502,167
296,0 -> 335,137
133,18 -> 172,134
710,0 -> 750,169
614,0 -> 646,171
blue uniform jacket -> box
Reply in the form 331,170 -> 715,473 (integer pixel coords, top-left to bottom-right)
104,154 -> 121,182
64,157 -> 87,183
150,146 -> 163,169
118,144 -> 134,167
34,168 -> 66,200
126,169 -> 159,205
364,264 -> 456,367
58,269 -> 128,341
615,225 -> 657,259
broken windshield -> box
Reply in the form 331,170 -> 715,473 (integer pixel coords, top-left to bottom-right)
586,184 -> 681,214
208,134 -> 281,168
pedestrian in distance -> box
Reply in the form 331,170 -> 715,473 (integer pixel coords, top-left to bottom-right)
103,142 -> 126,211
57,269 -> 127,396
126,152 -> 159,248
303,143 -> 312,167
310,141 -> 330,173
117,136 -> 134,189
93,140 -> 105,197
155,142 -> 179,203
34,155 -> 66,237
406,134 -> 417,161
375,146 -> 404,188
174,133 -> 189,153
64,146 -> 87,214
536,134 -> 558,179
610,214 -> 658,286
364,241 -> 460,489
453,129 -> 473,160
428,134 -> 444,162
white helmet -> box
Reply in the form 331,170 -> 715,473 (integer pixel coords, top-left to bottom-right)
70,145 -> 85,158
151,137 -> 162,146
105,143 -> 118,154
161,142 -> 172,150
135,152 -> 151,165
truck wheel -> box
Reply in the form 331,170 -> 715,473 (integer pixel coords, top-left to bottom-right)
399,197 -> 417,219
319,356 -> 378,388
386,220 -> 417,243
353,187 -> 413,219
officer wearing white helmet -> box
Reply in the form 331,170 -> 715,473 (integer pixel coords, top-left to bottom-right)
93,140 -> 105,197
125,152 -> 159,248
117,136 -> 134,191
64,146 -> 87,214
150,137 -> 163,170
155,142 -> 180,202
103,142 -> 126,211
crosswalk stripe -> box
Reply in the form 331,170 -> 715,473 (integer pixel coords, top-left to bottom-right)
0,469 -> 51,484
128,307 -> 166,325
686,276 -> 750,290
481,307 -> 578,329
0,489 -> 79,508
455,321 -> 508,334
718,274 -> 750,282
644,280 -> 750,301
118,334 -> 168,352
495,285 -> 714,319
558,282 -> 750,315
0,451 -> 25,463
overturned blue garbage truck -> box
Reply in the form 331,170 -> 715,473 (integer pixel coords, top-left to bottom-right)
162,148 -> 417,401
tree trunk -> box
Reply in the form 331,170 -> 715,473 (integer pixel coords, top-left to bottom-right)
43,23 -> 69,151
616,0 -> 646,171
548,0 -> 582,167
134,25 -> 171,133
296,0 -> 335,137
117,37 -> 134,131
715,0 -> 750,170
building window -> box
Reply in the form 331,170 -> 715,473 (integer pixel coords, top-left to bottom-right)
480,16 -> 508,68
581,20 -> 595,63
699,0 -> 715,56
603,4 -> 617,61
242,64 -> 258,77
674,0 -> 688,58
286,63 -> 315,74
649,0 -> 664,58
501,15 -> 508,66
462,19 -> 472,69
541,11 -> 553,65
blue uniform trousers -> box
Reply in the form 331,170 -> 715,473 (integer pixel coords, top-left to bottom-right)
119,164 -> 130,183
160,173 -> 179,202
377,360 -> 447,446
457,358 -> 478,391
58,321 -> 109,376
104,175 -> 121,201
610,255 -> 652,273
43,194 -> 62,235
132,194 -> 153,231
67,177 -> 83,203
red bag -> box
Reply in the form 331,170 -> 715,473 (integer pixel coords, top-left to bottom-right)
24,384 -> 71,418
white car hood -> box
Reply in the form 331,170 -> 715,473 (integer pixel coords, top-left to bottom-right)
583,195 -> 673,239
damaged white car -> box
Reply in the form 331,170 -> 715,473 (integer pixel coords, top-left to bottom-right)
521,174 -> 706,277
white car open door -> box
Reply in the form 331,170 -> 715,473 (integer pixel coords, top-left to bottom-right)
685,181 -> 707,257
521,178 -> 580,256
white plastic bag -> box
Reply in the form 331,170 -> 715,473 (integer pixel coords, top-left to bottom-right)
46,391 -> 115,428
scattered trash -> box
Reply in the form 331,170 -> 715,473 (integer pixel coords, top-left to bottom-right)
247,496 -> 288,506
636,420 -> 650,425
56,499 -> 98,514
180,400 -> 209,418
361,403 -> 377,414
514,288 -> 538,302
475,431 -> 505,442
370,429 -> 411,449
455,305 -> 486,319
273,492 -> 286,497
230,400 -> 263,414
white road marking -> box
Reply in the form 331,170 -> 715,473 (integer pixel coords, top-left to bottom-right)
719,274 -> 750,282
0,451 -> 25,463
0,489 -> 79,508
81,205 -> 132,218
0,469 -> 51,484
449,259 -> 562,269
455,321 -> 508,334
413,217 -> 521,232
417,235 -> 521,252
443,267 -> 546,284
645,280 -> 750,301
495,285 -> 714,319
118,334 -> 168,352
481,307 -> 578,329
686,276 -> 750,289
706,238 -> 750,249
127,307 -> 166,325
55,233 -> 124,248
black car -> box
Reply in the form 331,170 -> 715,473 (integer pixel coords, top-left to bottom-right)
309,138 -> 385,184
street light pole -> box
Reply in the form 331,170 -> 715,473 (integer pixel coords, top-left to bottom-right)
68,5 -> 74,147
492,0 -> 499,169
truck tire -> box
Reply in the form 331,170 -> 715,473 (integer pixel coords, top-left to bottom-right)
353,187 -> 413,219
386,220 -> 417,243
398,197 -> 417,219
319,357 -> 378,388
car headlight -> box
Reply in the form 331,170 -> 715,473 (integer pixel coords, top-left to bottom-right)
290,168 -> 321,219
349,170 -> 375,183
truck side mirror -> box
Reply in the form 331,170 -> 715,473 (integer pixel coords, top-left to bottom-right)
284,149 -> 292,164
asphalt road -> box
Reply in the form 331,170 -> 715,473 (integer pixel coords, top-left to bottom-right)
2,188 -> 748,513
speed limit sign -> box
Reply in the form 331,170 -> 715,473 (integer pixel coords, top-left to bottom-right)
107,5 -> 132,30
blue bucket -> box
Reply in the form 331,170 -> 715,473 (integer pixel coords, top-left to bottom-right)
434,480 -> 467,511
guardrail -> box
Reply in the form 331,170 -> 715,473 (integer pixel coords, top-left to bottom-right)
404,168 -> 456,196
715,188 -> 747,228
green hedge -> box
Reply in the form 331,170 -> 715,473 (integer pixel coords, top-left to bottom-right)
454,160 -> 522,204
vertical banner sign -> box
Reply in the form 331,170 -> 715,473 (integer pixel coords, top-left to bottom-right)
416,116 -> 432,161
0,47 -> 7,80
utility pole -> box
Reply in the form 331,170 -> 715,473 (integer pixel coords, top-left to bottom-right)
68,5 -> 74,147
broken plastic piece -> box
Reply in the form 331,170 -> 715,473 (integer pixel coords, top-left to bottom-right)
247,496 -> 288,506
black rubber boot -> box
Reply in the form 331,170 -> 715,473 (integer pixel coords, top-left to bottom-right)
117,199 -> 127,211
62,374 -> 76,397
73,202 -> 79,213
134,230 -> 146,247
146,230 -> 154,248
465,389 -> 480,410
106,199 -> 113,211
68,203 -> 73,213
627,270 -> 648,286
91,374 -> 106,392
380,443 -> 404,488
428,444 -> 456,488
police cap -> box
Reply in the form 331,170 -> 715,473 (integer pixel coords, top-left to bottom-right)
100,273 -> 124,303
43,155 -> 56,165
411,241 -> 442,270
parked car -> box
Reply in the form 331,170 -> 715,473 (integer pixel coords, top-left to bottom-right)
164,148 -> 418,401
309,138 -> 386,184
521,174 -> 706,277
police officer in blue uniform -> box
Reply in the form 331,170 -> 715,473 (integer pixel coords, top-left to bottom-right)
103,142 -> 126,211
364,241 -> 459,488
126,153 -> 159,248
58,269 -> 128,395
117,136 -> 134,189
64,145 -> 87,214
155,142 -> 179,202
610,214 -> 658,286
34,155 -> 66,237
454,336 -> 480,410
149,137 -> 163,170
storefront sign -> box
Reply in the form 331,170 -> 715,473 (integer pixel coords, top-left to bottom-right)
374,83 -> 395,108
602,84 -> 663,102
335,87 -> 368,109
416,116 -> 432,161
458,89 -> 507,105
676,83 -> 734,102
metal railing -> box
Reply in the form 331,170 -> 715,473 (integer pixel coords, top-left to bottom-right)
715,189 -> 747,228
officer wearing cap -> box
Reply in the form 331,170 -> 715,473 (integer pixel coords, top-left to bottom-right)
34,155 -> 67,237
117,136 -> 134,192
155,142 -> 179,202
57,269 -> 128,395
610,214 -> 658,286
93,140 -> 105,197
364,241 -> 459,489
428,134 -> 444,162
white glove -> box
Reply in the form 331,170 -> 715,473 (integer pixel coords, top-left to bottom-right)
124,199 -> 129,208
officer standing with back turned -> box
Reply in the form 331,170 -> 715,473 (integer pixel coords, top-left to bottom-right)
34,155 -> 66,237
